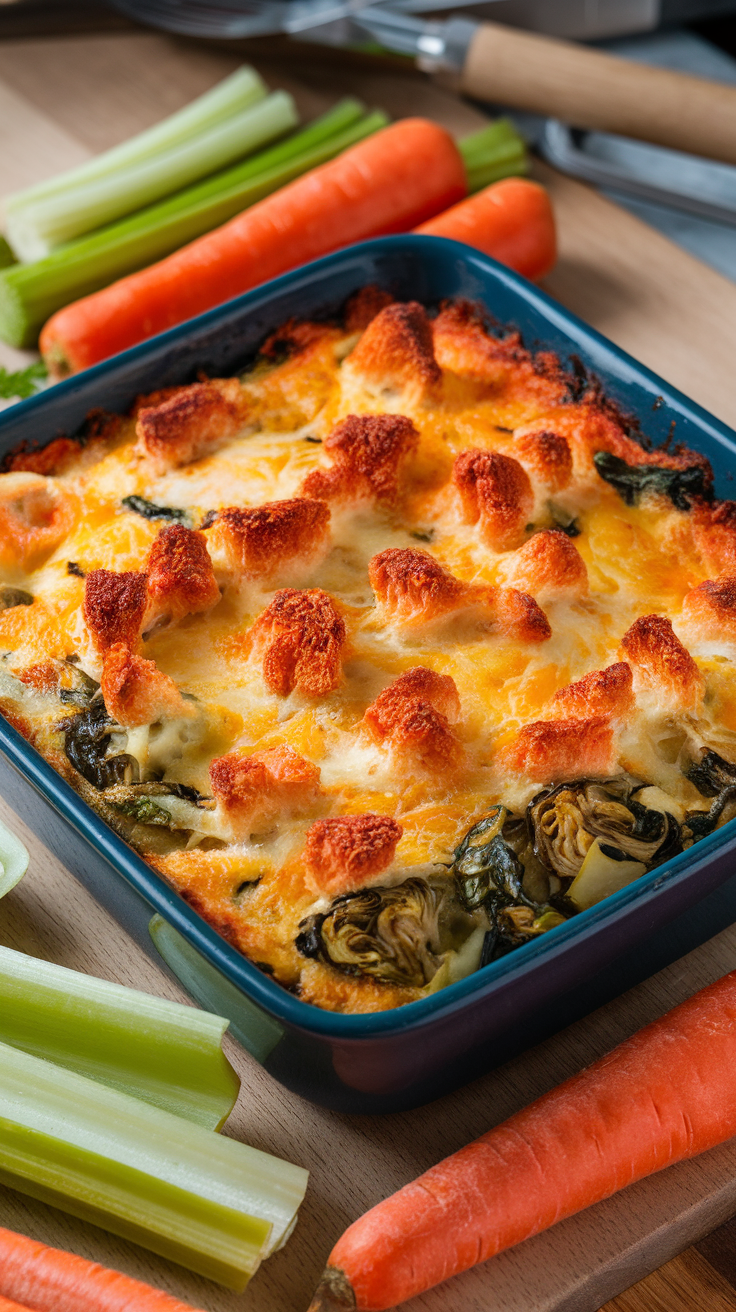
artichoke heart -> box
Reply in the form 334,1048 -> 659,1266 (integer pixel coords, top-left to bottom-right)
567,838 -> 646,911
529,777 -> 679,882
296,876 -> 475,988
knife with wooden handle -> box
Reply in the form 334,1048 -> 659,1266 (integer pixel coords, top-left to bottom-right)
355,9 -> 736,164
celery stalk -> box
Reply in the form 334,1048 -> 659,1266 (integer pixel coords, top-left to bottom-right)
0,1041 -> 308,1288
0,237 -> 16,270
0,945 -> 239,1130
0,101 -> 386,349
3,66 -> 268,213
0,820 -> 28,899
6,89 -> 298,261
459,118 -> 528,193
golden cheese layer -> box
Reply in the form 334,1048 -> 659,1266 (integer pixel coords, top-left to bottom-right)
1,293 -> 735,1013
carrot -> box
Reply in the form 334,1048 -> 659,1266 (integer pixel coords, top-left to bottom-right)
0,1226 -> 204,1312
415,176 -> 557,281
309,968 -> 736,1311
40,119 -> 466,377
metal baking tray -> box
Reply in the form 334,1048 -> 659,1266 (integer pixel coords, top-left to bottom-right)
2,234 -> 736,1114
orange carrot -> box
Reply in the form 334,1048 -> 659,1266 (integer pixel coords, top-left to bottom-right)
309,969 -> 736,1311
415,176 -> 557,281
0,1226 -> 204,1312
40,119 -> 466,377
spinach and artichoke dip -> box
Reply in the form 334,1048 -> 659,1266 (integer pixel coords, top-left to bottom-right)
1,290 -> 735,1013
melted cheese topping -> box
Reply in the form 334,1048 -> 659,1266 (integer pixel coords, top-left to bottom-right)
1,298 -> 734,1014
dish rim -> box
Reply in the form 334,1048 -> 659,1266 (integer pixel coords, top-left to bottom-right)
2,231 -> 735,1038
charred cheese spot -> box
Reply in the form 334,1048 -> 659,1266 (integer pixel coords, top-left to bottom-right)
251,587 -> 346,697
500,529 -> 588,600
363,667 -> 462,772
135,379 -> 249,475
619,613 -> 703,710
453,449 -> 533,551
682,576 -> 736,646
145,525 -> 220,627
513,429 -> 573,492
207,498 -> 330,583
345,301 -> 441,398
0,473 -> 74,570
83,569 -> 147,656
551,662 -> 634,722
303,813 -> 403,894
503,716 -> 615,781
100,642 -> 192,728
302,414 -> 418,506
210,744 -> 321,839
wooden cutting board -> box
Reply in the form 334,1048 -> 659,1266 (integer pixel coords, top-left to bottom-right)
3,29 -> 736,1312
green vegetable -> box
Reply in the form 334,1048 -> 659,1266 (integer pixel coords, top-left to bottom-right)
0,820 -> 29,900
0,360 -> 47,400
459,118 -> 528,194
0,237 -> 16,269
0,944 -> 238,1129
0,1040 -> 308,1288
121,494 -> 190,523
4,67 -> 276,260
0,100 -> 385,348
593,450 -> 709,512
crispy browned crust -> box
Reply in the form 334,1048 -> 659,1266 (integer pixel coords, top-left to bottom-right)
363,667 -> 462,771
210,744 -> 321,834
251,587 -> 346,697
4,436 -> 82,477
503,528 -> 588,599
344,286 -> 395,333
134,378 -> 248,474
100,642 -> 190,728
303,813 -> 403,892
368,547 -> 467,626
260,318 -> 336,361
491,587 -> 552,643
209,498 -> 330,581
682,576 -> 736,643
503,716 -> 615,781
513,429 -> 573,491
692,498 -> 736,576
145,525 -> 220,624
619,613 -> 702,707
131,386 -> 189,416
453,448 -> 533,551
83,569 -> 148,653
347,301 -> 441,394
302,413 -> 419,506
551,661 -> 634,721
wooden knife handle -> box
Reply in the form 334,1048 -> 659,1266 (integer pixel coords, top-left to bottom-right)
461,22 -> 736,164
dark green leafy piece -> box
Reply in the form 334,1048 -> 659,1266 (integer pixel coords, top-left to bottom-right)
122,495 -> 190,523
593,451 -> 709,512
63,699 -> 138,790
686,747 -> 736,798
0,587 -> 33,611
0,360 -> 47,401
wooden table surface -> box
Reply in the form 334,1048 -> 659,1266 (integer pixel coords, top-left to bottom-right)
3,24 -> 736,1312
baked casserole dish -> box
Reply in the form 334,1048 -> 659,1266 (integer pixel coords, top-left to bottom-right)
2,275 -> 736,1017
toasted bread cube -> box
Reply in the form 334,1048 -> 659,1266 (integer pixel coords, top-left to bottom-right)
344,285 -> 396,333
346,301 -> 441,395
209,744 -> 321,838
101,642 -> 192,728
251,587 -> 346,697
432,300 -> 510,385
513,429 -> 573,492
692,499 -> 736,577
364,667 -> 462,772
303,813 -> 403,894
208,498 -> 330,582
551,662 -> 634,721
503,716 -> 615,781
619,613 -> 702,710
302,414 -> 419,506
145,525 -> 220,627
453,449 -> 533,551
0,473 -> 74,570
682,576 -> 736,645
83,569 -> 148,655
134,378 -> 249,475
369,548 -> 468,626
502,529 -> 588,600
491,587 -> 552,643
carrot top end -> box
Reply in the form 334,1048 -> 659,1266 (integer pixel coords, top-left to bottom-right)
308,1267 -> 357,1311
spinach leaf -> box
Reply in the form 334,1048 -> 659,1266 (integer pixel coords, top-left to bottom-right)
593,451 -> 708,512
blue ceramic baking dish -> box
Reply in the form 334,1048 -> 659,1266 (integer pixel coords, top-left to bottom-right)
2,234 -> 736,1115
